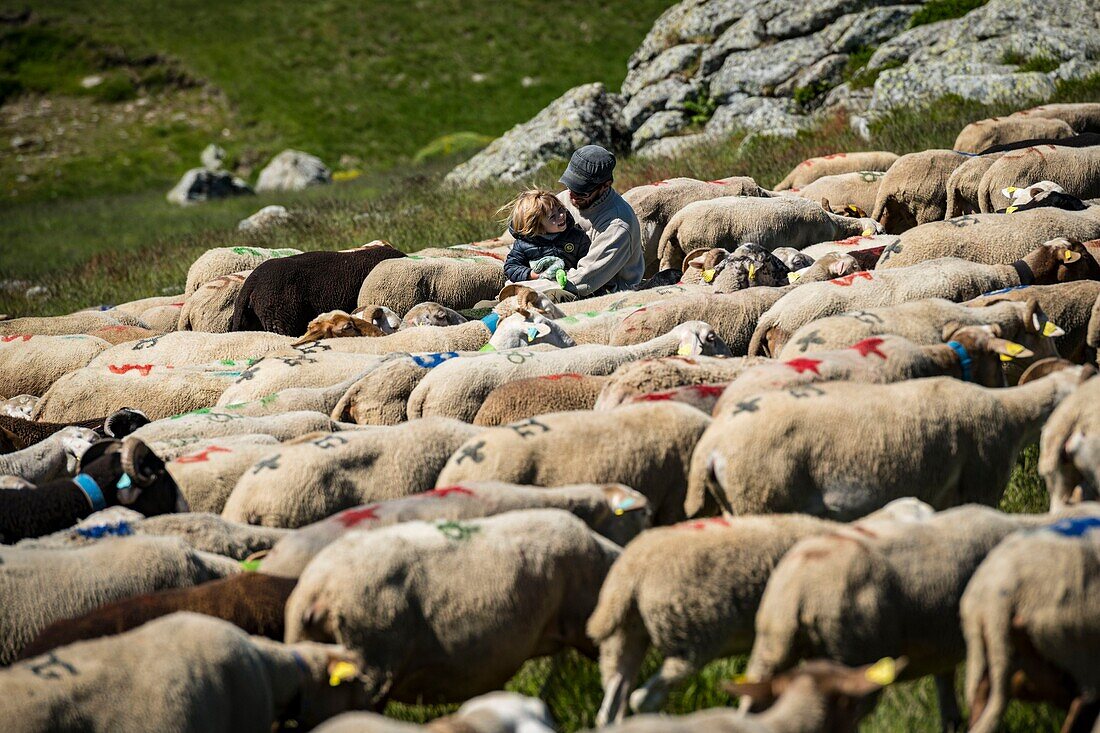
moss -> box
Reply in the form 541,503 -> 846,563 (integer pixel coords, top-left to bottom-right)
908,0 -> 989,28
412,132 -> 495,164
791,80 -> 831,110
849,59 -> 904,90
1001,51 -> 1062,74
681,86 -> 717,126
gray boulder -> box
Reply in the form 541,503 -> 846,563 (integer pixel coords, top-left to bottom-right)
166,168 -> 253,206
238,205 -> 291,231
444,82 -> 627,188
255,149 -> 332,192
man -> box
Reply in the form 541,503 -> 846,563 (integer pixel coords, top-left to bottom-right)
555,145 -> 644,297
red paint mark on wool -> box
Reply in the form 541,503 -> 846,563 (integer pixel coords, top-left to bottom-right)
335,505 -> 381,527
635,391 -> 675,402
693,384 -> 726,397
420,486 -> 475,499
1,335 -> 32,342
834,236 -> 870,246
108,364 -> 154,376
541,373 -> 584,381
821,153 -> 847,160
850,337 -> 888,359
176,445 -> 232,464
784,358 -> 823,375
686,517 -> 732,531
829,271 -> 873,287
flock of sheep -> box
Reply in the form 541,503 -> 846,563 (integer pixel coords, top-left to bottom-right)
2,101 -> 1100,733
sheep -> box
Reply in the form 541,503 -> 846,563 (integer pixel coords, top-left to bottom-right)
183,245 -> 301,296
953,116 -> 1076,154
137,303 -> 184,332
0,393 -> 38,420
553,301 -> 652,345
798,234 -> 897,266
4,612 -> 368,732
162,435 -> 283,512
588,499 -> 931,724
30,361 -> 243,422
749,239 -> 1093,356
19,507 -> 288,559
292,310 -> 386,344
436,402 -> 712,525
284,509 -> 619,707
352,305 -> 402,333
961,517 -> 1100,733
318,319 -> 498,354
688,369 -> 1092,520
87,324 -> 162,344
588,658 -> 905,733
965,281 -> 1100,364
977,144 -> 1100,213
89,330 -> 295,368
177,271 -> 251,333
0,407 -> 149,452
703,244 -> 792,293
746,504 -> 1100,732
485,311 -> 576,350
216,351 -> 388,406
657,196 -> 880,270
215,371 -> 379,420
0,426 -> 98,484
315,692 -> 555,733
222,418 -> 481,528
622,176 -> 770,275
0,536 -> 239,664
769,246 -> 814,271
330,354 -> 465,426
875,206 -> 1100,269
557,284 -> 707,314
130,409 -> 340,456
774,151 -> 899,191
17,573 -> 298,660
472,374 -> 611,426
0,436 -> 187,544
1040,375 -> 1100,509
356,256 -> 507,316
980,131 -> 1100,155
0,334 -> 111,397
400,301 -> 468,328
870,150 -> 969,233
602,290 -> 789,358
492,284 -> 566,320
110,293 -> 183,319
1011,102 -> 1100,133
259,481 -> 651,578
409,322 -> 730,422
231,243 -> 407,335
713,326 -> 1030,416
0,311 -> 142,337
790,170 -> 884,217
594,355 -> 769,409
945,152 -> 1005,217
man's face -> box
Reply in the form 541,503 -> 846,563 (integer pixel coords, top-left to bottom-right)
568,180 -> 610,209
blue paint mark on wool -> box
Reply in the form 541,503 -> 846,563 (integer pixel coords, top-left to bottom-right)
412,351 -> 459,368
76,521 -> 134,539
980,285 -> 1031,297
1045,516 -> 1100,537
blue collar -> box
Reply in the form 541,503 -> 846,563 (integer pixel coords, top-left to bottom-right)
480,312 -> 501,334
946,341 -> 973,382
72,473 -> 106,512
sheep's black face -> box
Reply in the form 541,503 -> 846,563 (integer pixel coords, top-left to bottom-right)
77,439 -> 184,517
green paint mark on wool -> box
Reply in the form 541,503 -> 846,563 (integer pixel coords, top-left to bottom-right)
435,520 -> 479,541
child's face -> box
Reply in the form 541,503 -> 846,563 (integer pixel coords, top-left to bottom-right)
540,205 -> 568,234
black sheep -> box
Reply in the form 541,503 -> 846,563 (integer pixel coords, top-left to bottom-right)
980,132 -> 1100,154
0,407 -> 150,454
229,244 -> 406,336
0,437 -> 184,544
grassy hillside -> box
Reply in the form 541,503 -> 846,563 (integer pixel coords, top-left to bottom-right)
1,1 -> 676,203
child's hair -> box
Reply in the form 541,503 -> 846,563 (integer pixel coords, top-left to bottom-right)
498,190 -> 563,237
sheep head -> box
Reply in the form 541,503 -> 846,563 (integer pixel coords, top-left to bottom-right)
1020,238 -> 1100,284
401,302 -> 468,328
487,311 -> 575,350
294,310 -> 385,345
353,305 -> 401,334
670,321 -> 732,357
494,285 -> 566,320
943,324 -> 1034,387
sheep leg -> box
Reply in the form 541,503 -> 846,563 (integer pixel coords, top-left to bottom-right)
934,672 -> 962,733
630,656 -> 695,716
595,624 -> 649,726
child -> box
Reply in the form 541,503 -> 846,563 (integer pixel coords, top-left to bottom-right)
501,190 -> 590,285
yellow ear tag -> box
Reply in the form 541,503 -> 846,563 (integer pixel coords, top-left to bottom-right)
788,271 -> 801,283
1042,321 -> 1061,337
1005,206 -> 1018,214
1005,186 -> 1017,194
677,343 -> 693,356
864,658 -> 897,686
329,661 -> 358,687
1006,342 -> 1026,356
861,228 -> 874,237
703,269 -> 716,283
1064,250 -> 1079,262
748,263 -> 757,282
731,673 -> 758,684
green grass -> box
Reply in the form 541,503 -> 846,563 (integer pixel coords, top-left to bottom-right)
1001,51 -> 1062,75
908,0 -> 989,28
1,1 -> 677,204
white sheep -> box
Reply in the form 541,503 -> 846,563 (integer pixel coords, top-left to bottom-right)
88,331 -> 294,367
977,143 -> 1100,213
1040,374 -> 1100,509
130,409 -> 340,457
594,355 -> 768,410
183,245 -> 301,296
356,256 -> 506,316
177,271 -> 251,333
773,151 -> 899,191
0,334 -> 111,397
0,426 -> 98,484
870,150 -> 968,233
953,116 -> 1075,154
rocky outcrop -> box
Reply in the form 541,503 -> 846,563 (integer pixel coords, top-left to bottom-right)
446,0 -> 1100,185
238,205 -> 291,231
444,83 -> 627,188
166,168 -> 253,206
255,149 -> 332,192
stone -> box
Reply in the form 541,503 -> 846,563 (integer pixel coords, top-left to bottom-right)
830,6 -> 920,54
255,149 -> 331,192
166,168 -> 254,206
238,205 -> 291,232
201,144 -> 226,170
444,82 -> 627,188
631,111 -> 691,151
776,53 -> 849,97
622,43 -> 707,96
628,0 -> 755,70
698,12 -> 766,76
621,77 -> 700,132
870,62 -> 1059,113
635,132 -> 714,159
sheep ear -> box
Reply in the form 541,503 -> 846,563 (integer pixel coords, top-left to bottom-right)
327,658 -> 362,687
820,197 -> 831,212
526,323 -> 551,342
683,248 -> 712,269
601,485 -> 648,515
497,284 -> 521,301
677,335 -> 703,356
292,327 -> 322,346
990,339 -> 1033,361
